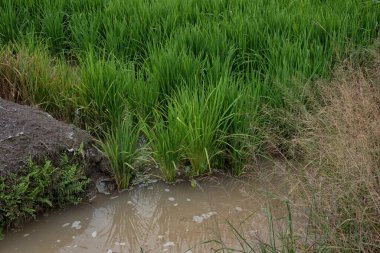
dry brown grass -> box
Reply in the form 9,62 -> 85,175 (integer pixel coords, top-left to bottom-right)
292,52 -> 380,251
0,52 -> 24,103
0,46 -> 77,120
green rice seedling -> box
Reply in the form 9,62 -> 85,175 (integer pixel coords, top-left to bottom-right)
101,16 -> 129,59
172,79 -> 238,176
65,0 -> 105,14
142,109 -> 183,182
40,0 -> 66,54
0,1 -> 16,44
101,114 -> 141,189
173,24 -> 230,63
146,44 -> 205,100
69,12 -> 102,55
205,57 -> 256,175
225,105 -> 253,175
124,74 -> 160,123
76,51 -> 131,132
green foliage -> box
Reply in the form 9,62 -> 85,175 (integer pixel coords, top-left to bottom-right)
76,52 -> 131,131
55,154 -> 90,205
142,109 -> 183,182
0,154 -> 89,238
0,0 -> 379,183
0,43 -> 77,120
210,201 -> 298,253
171,79 -> 238,176
101,114 -> 142,189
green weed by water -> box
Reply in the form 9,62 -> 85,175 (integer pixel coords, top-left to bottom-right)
0,154 -> 89,239
208,201 -> 298,253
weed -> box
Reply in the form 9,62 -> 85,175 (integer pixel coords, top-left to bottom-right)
0,154 -> 89,239
290,60 -> 380,251
208,201 -> 298,253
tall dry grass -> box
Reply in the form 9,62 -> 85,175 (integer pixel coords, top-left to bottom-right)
292,54 -> 380,251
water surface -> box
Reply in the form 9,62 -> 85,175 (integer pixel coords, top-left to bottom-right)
0,174 -> 288,253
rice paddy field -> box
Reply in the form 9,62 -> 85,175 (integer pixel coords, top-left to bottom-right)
1,0 -> 380,251
0,0 -> 379,187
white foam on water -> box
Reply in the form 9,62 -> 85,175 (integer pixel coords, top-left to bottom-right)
163,241 -> 175,247
62,223 -> 70,228
192,216 -> 204,223
71,221 -> 80,227
71,221 -> 81,230
192,211 -> 218,223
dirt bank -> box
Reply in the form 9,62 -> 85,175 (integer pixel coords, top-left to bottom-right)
0,98 -> 107,177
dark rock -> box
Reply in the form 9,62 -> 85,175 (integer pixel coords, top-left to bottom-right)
95,177 -> 115,195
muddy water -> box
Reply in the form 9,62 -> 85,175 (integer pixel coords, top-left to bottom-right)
0,175 -> 288,253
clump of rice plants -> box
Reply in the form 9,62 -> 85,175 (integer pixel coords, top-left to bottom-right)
100,114 -> 142,189
76,51 -> 132,132
142,109 -> 184,182
171,79 -> 238,176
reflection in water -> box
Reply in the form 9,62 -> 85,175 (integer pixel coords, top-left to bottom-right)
0,174 -> 288,253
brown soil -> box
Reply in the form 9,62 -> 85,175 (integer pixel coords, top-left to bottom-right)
0,97 -> 107,178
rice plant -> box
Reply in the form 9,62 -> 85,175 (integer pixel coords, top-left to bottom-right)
171,77 -> 240,176
76,51 -> 132,132
142,109 -> 184,182
100,114 -> 142,190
